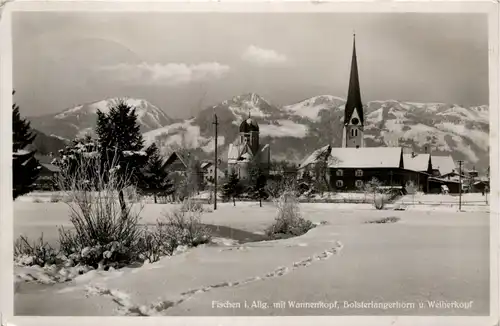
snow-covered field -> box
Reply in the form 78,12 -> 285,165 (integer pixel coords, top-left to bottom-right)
13,200 -> 490,316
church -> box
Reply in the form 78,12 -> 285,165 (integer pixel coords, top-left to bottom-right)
227,116 -> 271,179
299,34 -> 433,192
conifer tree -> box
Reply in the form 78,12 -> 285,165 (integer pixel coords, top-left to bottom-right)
95,99 -> 148,211
12,91 -> 40,199
248,163 -> 268,207
139,143 -> 174,203
222,170 -> 242,206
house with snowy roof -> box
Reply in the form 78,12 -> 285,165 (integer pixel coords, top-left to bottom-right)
200,161 -> 224,184
430,155 -> 457,177
161,151 -> 192,174
227,117 -> 271,180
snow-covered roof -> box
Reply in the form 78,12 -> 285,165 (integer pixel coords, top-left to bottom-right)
298,145 -> 331,169
431,155 -> 456,175
13,149 -> 32,156
163,151 -> 190,169
328,147 -> 403,169
200,162 -> 212,170
228,140 -> 270,164
403,153 -> 430,172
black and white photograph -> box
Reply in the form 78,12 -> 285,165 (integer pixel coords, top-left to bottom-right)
1,2 -> 498,321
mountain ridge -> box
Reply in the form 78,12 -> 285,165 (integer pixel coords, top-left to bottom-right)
30,93 -> 490,172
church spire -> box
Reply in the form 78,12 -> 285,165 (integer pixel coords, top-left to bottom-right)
344,33 -> 364,126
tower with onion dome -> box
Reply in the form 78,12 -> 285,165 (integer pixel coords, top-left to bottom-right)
227,114 -> 270,179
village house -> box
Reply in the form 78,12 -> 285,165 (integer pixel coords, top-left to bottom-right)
200,161 -> 225,184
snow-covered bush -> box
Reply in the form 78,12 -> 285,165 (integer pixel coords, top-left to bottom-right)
374,193 -> 385,210
180,197 -> 204,213
364,177 -> 386,210
55,152 -> 145,269
266,190 -> 315,239
155,201 -> 212,254
14,234 -> 60,267
365,217 -> 400,224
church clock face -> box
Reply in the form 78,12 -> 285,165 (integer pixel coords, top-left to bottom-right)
351,117 -> 359,125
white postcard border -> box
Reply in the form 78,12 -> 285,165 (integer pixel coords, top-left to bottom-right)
0,2 -> 498,326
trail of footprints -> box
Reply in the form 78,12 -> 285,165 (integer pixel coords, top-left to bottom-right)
87,241 -> 344,316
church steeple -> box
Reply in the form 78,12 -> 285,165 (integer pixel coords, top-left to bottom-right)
342,33 -> 364,148
344,33 -> 364,127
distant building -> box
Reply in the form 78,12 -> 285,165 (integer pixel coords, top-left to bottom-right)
200,161 -> 224,184
227,117 -> 271,179
161,151 -> 191,175
35,163 -> 61,190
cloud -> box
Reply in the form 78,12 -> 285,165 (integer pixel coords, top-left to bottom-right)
98,62 -> 230,86
242,45 -> 288,66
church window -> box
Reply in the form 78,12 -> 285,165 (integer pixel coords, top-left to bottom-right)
355,180 -> 364,188
336,180 -> 343,187
354,129 -> 358,137
355,169 -> 363,177
350,129 -> 355,137
336,169 -> 343,177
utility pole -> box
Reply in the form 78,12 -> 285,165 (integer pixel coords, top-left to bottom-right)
458,160 -> 463,211
213,114 -> 219,211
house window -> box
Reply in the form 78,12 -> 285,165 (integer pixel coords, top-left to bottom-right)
336,169 -> 343,177
355,169 -> 363,177
355,180 -> 364,188
336,180 -> 343,187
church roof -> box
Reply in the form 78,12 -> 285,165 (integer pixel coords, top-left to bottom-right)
327,147 -> 403,169
227,141 -> 253,163
403,153 -> 430,172
344,34 -> 364,126
228,141 -> 270,164
431,155 -> 456,176
239,118 -> 259,132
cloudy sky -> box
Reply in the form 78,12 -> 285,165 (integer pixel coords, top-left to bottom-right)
13,12 -> 488,118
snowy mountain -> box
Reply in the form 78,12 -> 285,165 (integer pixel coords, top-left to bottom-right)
30,93 -> 489,171
29,98 -> 175,140
146,94 -> 490,171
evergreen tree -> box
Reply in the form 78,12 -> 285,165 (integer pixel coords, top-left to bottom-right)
222,171 -> 242,206
12,91 -> 36,152
139,143 -> 174,203
248,163 -> 268,207
12,91 -> 40,199
95,99 -> 148,211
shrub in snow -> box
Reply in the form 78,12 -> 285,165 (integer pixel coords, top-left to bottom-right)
374,193 -> 385,210
55,152 -> 145,269
14,234 -> 61,267
266,190 -> 315,239
365,217 -> 400,224
180,197 -> 204,213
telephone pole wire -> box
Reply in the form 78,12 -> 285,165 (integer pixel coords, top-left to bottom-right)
458,160 -> 463,211
213,114 -> 219,211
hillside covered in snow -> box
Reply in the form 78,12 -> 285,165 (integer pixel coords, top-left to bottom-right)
146,93 -> 489,171
30,93 -> 490,171
29,98 -> 176,141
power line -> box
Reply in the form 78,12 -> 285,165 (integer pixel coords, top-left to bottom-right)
213,114 -> 219,211
458,160 -> 463,211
